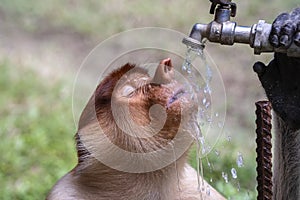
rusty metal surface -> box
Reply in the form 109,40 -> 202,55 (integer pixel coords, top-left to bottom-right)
255,101 -> 273,200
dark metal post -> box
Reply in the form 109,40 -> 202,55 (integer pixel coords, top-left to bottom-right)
255,101 -> 273,200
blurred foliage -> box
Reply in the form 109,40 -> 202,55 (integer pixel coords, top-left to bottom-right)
0,0 -> 202,38
0,62 -> 76,199
0,0 -> 298,39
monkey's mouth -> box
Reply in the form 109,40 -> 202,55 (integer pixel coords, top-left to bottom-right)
168,88 -> 186,106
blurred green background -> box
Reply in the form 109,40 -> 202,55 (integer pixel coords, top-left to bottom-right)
0,0 -> 298,199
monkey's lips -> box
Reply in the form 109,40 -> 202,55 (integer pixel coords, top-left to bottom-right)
167,88 -> 187,106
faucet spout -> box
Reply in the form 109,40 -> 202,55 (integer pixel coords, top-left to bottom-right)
182,2 -> 240,49
182,0 -> 300,57
182,24 -> 207,50
189,23 -> 207,42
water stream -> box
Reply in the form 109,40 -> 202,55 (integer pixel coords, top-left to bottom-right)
182,46 -> 213,196
181,44 -> 249,199
181,41 -> 251,198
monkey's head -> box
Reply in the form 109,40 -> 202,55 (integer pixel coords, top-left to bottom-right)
77,58 -> 196,170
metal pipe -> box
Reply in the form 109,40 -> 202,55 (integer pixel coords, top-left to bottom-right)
234,26 -> 252,44
182,1 -> 300,57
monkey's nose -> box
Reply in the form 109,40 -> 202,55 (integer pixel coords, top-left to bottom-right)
152,58 -> 175,84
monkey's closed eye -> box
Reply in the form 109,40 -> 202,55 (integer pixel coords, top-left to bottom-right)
121,85 -> 135,97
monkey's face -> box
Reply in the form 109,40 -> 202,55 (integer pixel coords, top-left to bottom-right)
91,58 -> 196,152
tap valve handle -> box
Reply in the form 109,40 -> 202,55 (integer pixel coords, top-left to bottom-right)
209,0 -> 236,17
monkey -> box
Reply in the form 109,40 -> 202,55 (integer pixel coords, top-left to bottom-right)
46,58 -> 225,200
253,8 -> 300,200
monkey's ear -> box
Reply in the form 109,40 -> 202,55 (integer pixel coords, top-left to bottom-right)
94,63 -> 136,103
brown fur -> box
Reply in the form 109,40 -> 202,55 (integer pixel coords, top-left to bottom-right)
273,115 -> 300,199
46,59 -> 225,200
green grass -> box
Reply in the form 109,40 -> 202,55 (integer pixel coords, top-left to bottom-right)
0,62 -> 76,199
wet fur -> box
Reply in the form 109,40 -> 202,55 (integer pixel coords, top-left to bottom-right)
273,116 -> 300,199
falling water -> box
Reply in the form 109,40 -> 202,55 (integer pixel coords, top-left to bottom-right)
182,45 -> 213,196
182,46 -> 201,75
222,171 -> 229,183
231,168 -> 238,179
181,44 -> 250,198
182,45 -> 246,196
237,152 -> 244,168
206,185 -> 210,196
182,47 -> 212,93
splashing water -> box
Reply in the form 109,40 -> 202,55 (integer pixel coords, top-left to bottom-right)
182,46 -> 214,195
237,152 -> 244,168
182,46 -> 212,86
206,185 -> 210,196
222,171 -> 229,183
181,44 -> 249,198
181,45 -> 212,136
182,47 -> 201,75
194,121 -> 205,194
226,135 -> 232,142
231,168 -> 238,179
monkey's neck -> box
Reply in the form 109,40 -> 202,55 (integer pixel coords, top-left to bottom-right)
273,115 -> 300,200
74,157 -> 186,200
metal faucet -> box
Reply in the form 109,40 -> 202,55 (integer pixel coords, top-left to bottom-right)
182,0 -> 300,57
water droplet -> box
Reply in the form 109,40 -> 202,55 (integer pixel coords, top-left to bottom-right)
205,62 -> 213,82
214,149 -> 220,157
206,185 -> 210,196
226,135 -> 232,142
182,47 -> 201,75
186,66 -> 192,74
202,98 -> 207,105
206,116 -> 212,123
237,152 -> 244,167
231,168 -> 237,179
205,101 -> 210,109
215,112 -> 219,117
199,136 -> 205,145
210,178 -> 213,182
203,85 -> 211,94
222,172 -> 228,183
206,145 -> 211,152
202,148 -> 206,155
